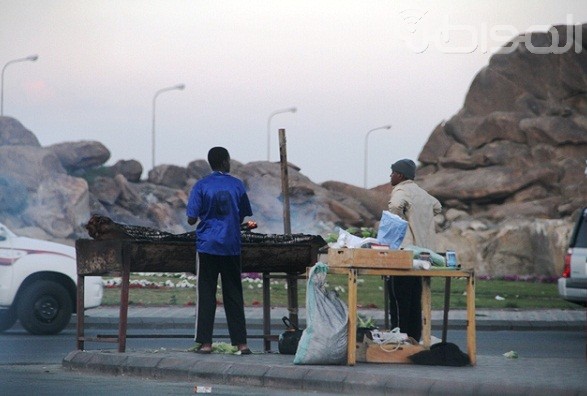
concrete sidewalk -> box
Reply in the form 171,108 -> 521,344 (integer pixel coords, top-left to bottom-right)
64,307 -> 587,395
63,349 -> 586,396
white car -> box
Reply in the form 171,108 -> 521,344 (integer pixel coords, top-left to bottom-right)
558,207 -> 587,306
0,222 -> 103,334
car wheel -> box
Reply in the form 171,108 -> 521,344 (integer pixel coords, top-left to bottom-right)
0,307 -> 17,332
16,280 -> 73,335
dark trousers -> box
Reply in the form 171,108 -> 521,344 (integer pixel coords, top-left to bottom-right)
195,252 -> 247,346
386,276 -> 422,341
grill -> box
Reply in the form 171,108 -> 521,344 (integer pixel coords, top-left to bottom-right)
76,216 -> 327,352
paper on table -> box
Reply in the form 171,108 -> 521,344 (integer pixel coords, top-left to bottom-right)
412,259 -> 431,270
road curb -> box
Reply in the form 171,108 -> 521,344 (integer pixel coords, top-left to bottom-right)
62,350 -> 587,395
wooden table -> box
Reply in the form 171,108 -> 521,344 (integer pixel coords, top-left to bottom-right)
327,267 -> 476,366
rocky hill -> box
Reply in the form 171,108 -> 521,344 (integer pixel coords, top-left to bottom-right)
1,24 -> 585,278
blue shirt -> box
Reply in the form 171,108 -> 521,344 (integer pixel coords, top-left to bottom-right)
186,171 -> 252,255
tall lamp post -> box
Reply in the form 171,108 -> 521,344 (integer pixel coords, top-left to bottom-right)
363,124 -> 391,188
151,83 -> 185,169
1,54 -> 39,116
266,107 -> 296,161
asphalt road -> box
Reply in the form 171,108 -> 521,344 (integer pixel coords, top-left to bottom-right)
0,324 -> 334,395
1,322 -> 585,395
0,364 -> 335,396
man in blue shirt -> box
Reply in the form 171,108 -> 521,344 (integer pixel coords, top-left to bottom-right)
187,147 -> 253,354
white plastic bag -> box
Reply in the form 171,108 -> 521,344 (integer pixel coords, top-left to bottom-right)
376,211 -> 408,249
294,262 -> 348,365
404,245 -> 446,267
335,228 -> 379,248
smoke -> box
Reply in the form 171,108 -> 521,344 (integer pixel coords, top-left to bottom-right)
0,175 -> 28,215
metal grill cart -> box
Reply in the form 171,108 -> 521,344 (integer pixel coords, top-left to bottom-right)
75,228 -> 325,353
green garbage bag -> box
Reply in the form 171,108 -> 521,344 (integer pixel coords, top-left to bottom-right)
294,262 -> 348,365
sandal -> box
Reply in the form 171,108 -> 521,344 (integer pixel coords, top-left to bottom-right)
195,344 -> 212,354
238,348 -> 252,355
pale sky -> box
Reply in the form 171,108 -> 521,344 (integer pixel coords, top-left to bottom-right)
1,1 -> 586,187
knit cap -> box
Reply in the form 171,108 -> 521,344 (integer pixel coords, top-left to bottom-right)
391,159 -> 416,180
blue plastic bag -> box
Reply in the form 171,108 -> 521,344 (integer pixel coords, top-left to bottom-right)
376,211 -> 408,249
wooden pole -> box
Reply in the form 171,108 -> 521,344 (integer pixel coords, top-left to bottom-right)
279,128 -> 291,235
279,128 -> 298,327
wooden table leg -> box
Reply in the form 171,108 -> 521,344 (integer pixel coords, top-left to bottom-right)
347,268 -> 358,365
466,273 -> 477,365
383,277 -> 390,330
442,278 -> 451,342
76,275 -> 85,350
421,277 -> 432,348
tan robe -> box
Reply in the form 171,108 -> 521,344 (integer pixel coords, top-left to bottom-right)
388,180 -> 442,250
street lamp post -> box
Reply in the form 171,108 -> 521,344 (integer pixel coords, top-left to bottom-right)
266,107 -> 296,161
363,124 -> 392,188
151,84 -> 185,169
1,54 -> 39,116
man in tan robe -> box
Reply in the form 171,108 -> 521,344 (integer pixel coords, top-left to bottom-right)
386,159 -> 441,341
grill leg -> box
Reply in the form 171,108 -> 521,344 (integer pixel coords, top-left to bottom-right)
76,275 -> 85,350
118,256 -> 130,353
286,274 -> 299,328
262,272 -> 271,352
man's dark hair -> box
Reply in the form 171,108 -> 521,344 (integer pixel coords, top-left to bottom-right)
208,147 -> 229,170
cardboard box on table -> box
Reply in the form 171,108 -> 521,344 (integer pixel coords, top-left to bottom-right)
327,248 -> 413,269
356,336 -> 425,364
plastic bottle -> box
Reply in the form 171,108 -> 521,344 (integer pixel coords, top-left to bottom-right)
446,250 -> 457,268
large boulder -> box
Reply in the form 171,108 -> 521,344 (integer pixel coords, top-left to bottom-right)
186,159 -> 211,179
321,181 -> 388,221
416,24 -> 587,220
0,175 -> 28,215
89,176 -> 121,206
148,164 -> 189,189
49,141 -> 110,171
24,174 -> 90,238
109,159 -> 143,182
0,116 -> 40,146
0,145 -> 66,191
478,219 -> 572,277
419,165 -> 559,204
436,218 -> 572,277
